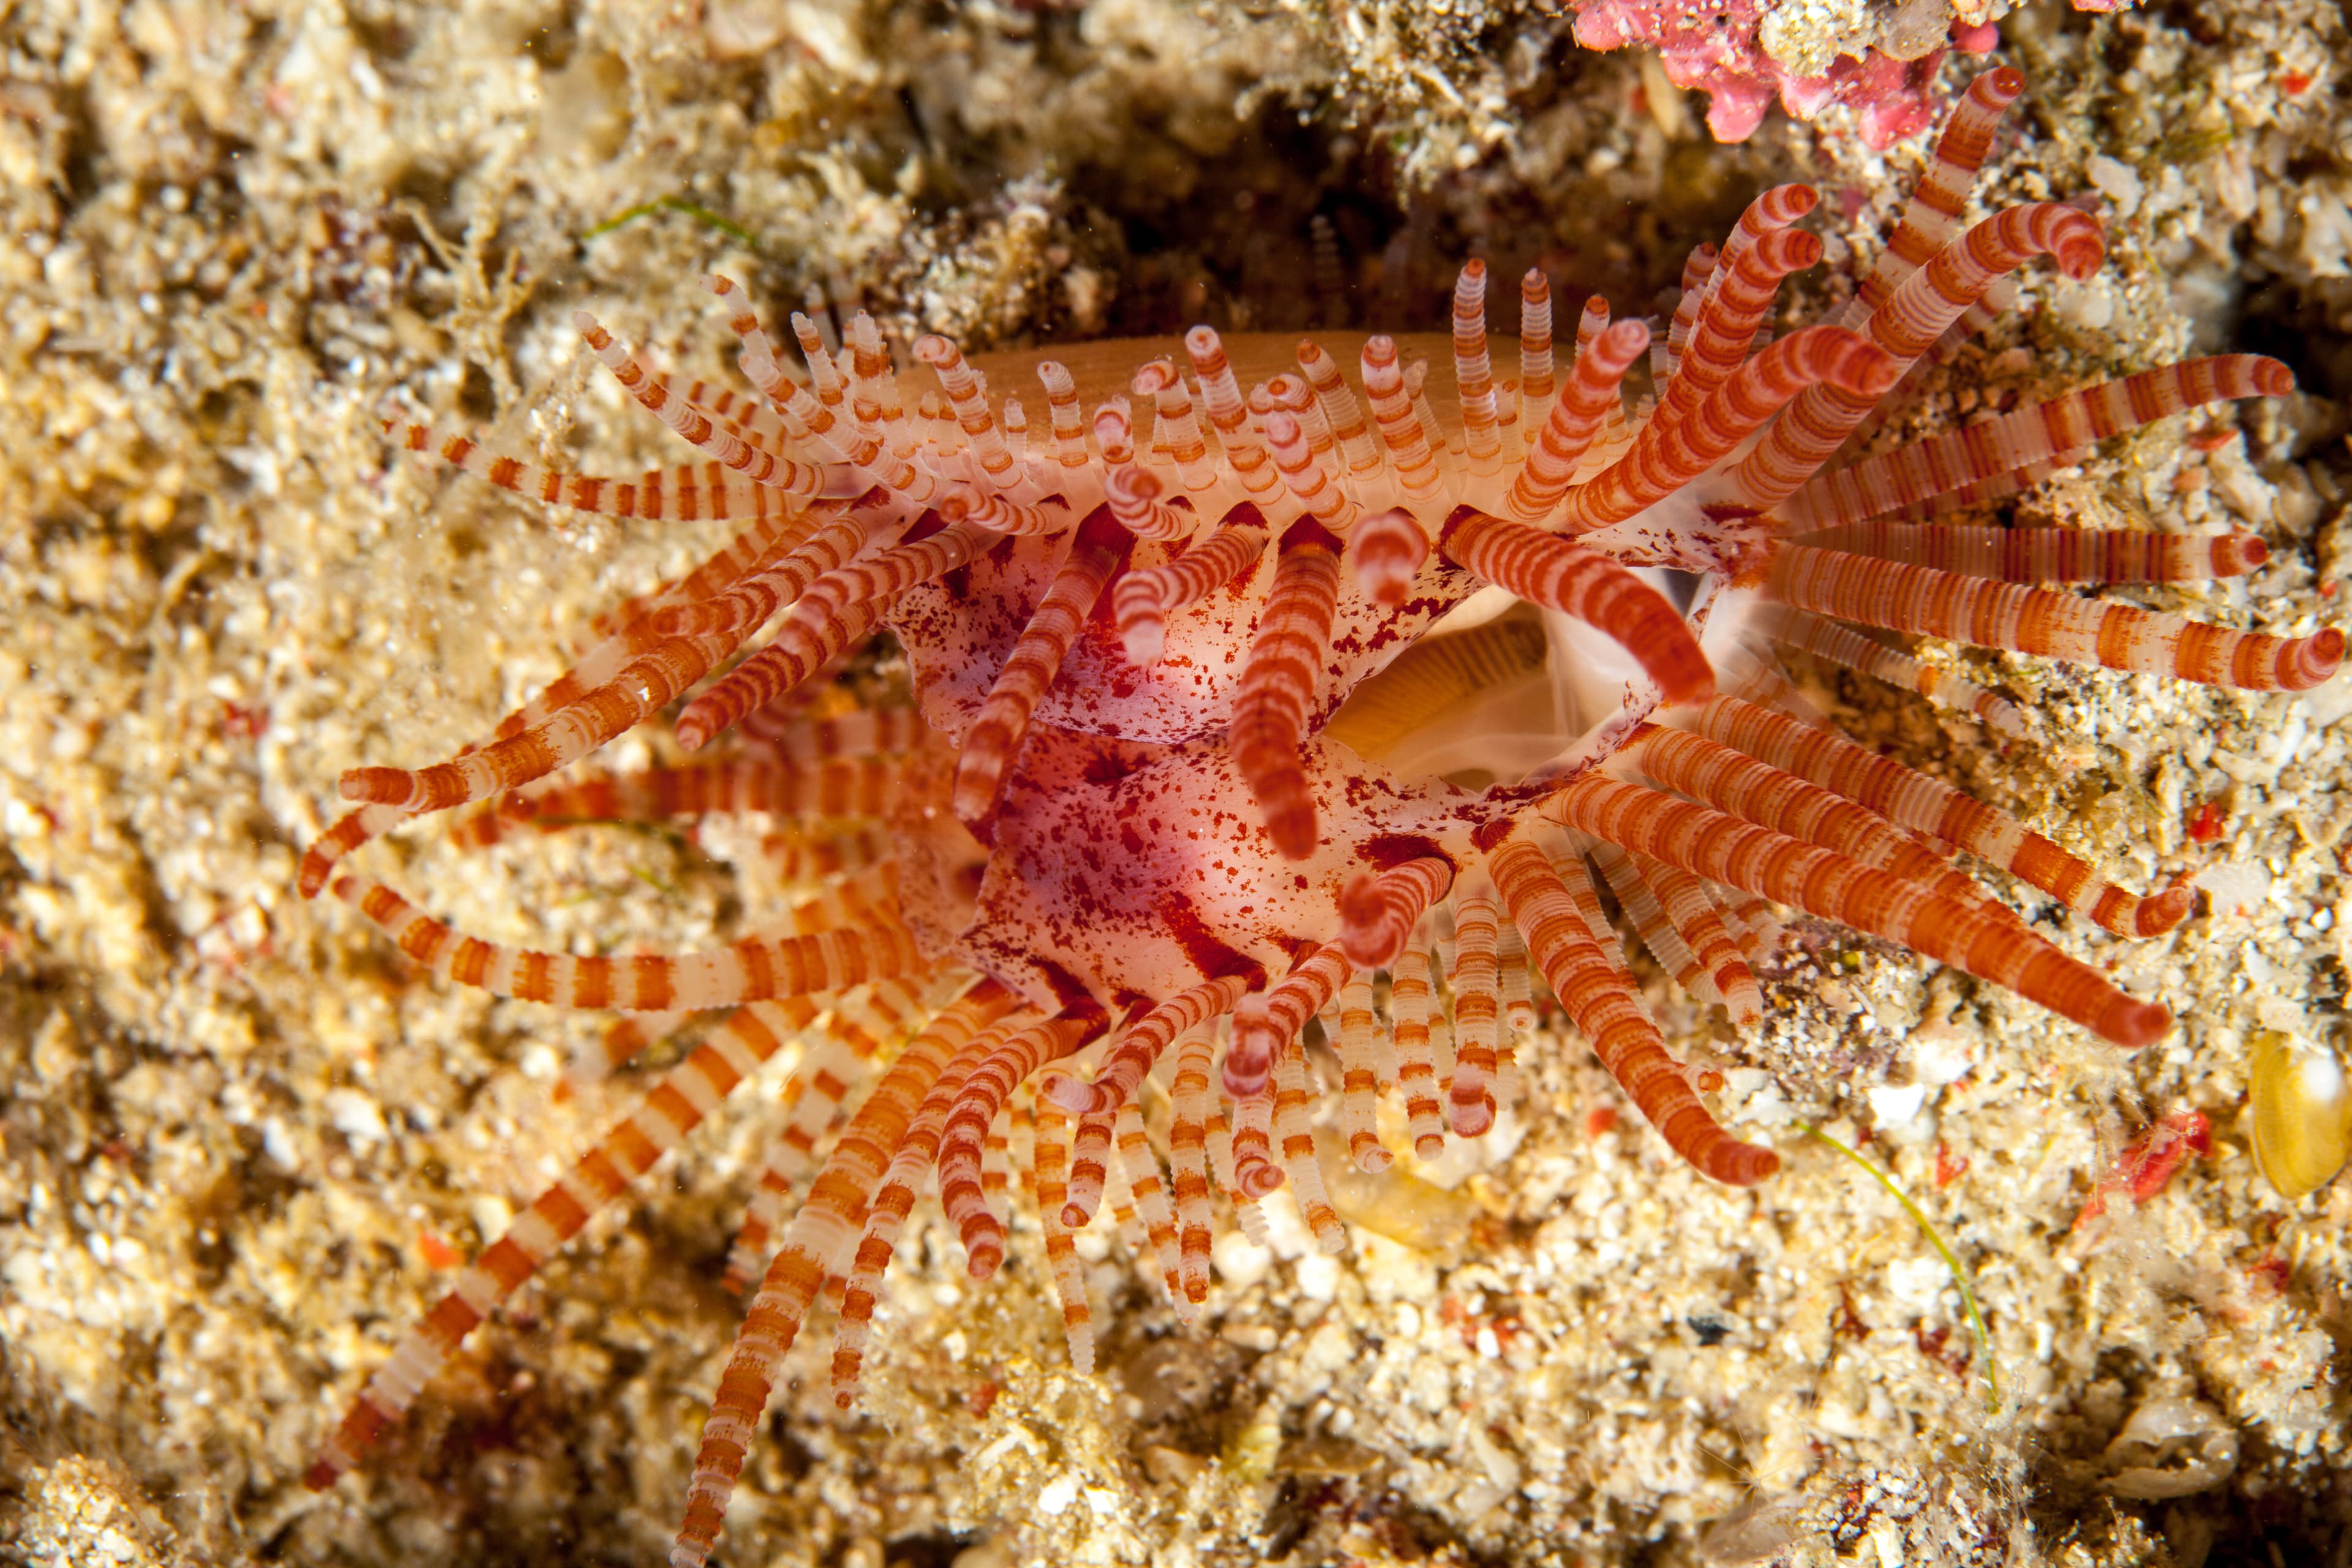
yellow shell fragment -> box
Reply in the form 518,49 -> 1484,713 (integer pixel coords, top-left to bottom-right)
2249,1032 -> 2352,1199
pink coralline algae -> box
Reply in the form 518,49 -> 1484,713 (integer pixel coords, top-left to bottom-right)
1570,0 -> 2003,147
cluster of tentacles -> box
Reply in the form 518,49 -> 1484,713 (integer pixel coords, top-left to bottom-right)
300,68 -> 2338,1567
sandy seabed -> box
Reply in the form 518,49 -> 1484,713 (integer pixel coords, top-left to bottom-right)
4,2 -> 2351,1564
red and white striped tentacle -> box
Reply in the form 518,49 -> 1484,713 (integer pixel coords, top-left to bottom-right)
1588,840 -> 1748,1023
1264,406 -> 1362,531
1833,67 -> 2026,331
1681,693 -> 2194,936
1227,951 -> 1352,1212
1780,356 -> 2295,530
1061,1091 -> 1122,1235
1389,937 -> 1446,1159
1231,517 -> 1348,860
913,334 -> 1019,485
1659,242 -> 1721,385
752,706 -> 927,764
1452,260 -> 1504,470
723,1034 -> 872,1292
1483,831 -> 1780,1185
952,510 -> 1134,827
1166,1023 -> 1220,1305
1349,506 -> 1430,606
1114,1099 -> 1186,1311
1184,328 -> 1283,499
1493,919 -> 1533,1108
1273,1037 -> 1348,1252
1336,854 -> 1457,970
1102,461 -> 1197,542
1631,850 -> 1762,1027
1269,370 -> 1343,477
1333,974 -> 1388,1172
1538,773 -> 2171,1047
763,823 -> 895,882
1654,187 -> 1820,434
675,981 -> 1016,1567
827,1012 -> 1030,1404
1030,1098 -> 1098,1374
1765,541 -> 2344,693
1709,884 -> 1783,963
1094,398 -> 1186,538
639,502 -> 875,645
1796,521 -> 2270,584
580,505 -> 810,651
1360,336 -> 1444,499
1506,315 -> 1649,522
1732,203 -> 2107,509
302,997 -> 823,1491
1135,357 -> 1218,491
383,417 -> 837,516
574,312 -> 825,488
497,756 -> 906,830
1222,944 -> 1351,1103
1112,502 -> 1272,665
1035,361 -> 1092,472
1755,603 -> 2027,739
1439,507 -> 1715,705
677,518 -> 1004,750
1561,322 -> 1893,534
1040,974 -> 1256,1118
1623,723 -> 2015,919
333,506 -> 867,815
788,313 -> 846,414
937,484 -> 1071,536
331,874 -> 924,1011
1295,338 -> 1386,488
937,1008 -> 1106,1281
644,372 -> 792,453
1518,268 -> 1556,425
845,313 -> 899,436
1446,871 -> 1505,1137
